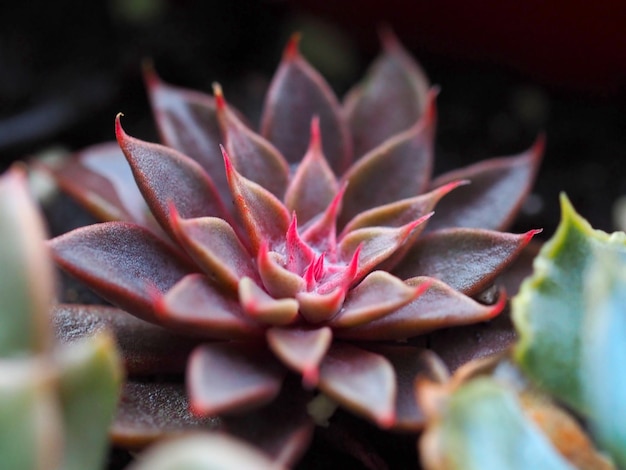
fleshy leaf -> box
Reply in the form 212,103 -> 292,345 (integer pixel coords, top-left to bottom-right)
0,166 -> 54,356
56,332 -> 122,470
336,277 -> 505,341
512,194 -> 626,412
331,271 -> 431,328
188,343 -> 286,416
340,95 -> 435,227
171,210 -> 256,292
157,274 -> 263,339
418,378 -> 575,470
44,143 -> 154,227
318,343 -> 396,428
427,137 -> 544,231
393,228 -> 541,296
582,249 -> 626,467
48,222 -> 194,323
257,243 -> 306,298
111,381 -> 221,449
239,277 -> 299,326
128,433 -> 284,470
144,68 -> 230,205
223,147 -> 291,253
296,288 -> 345,324
116,116 -> 228,238
0,360 -> 62,469
284,117 -> 339,224
260,34 -> 352,173
344,28 -> 430,158
266,327 -> 332,387
214,83 -> 289,198
52,304 -> 200,375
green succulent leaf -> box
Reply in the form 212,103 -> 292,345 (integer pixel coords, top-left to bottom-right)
57,332 -> 123,470
512,193 -> 626,412
0,360 -> 62,470
420,378 -> 574,470
582,248 -> 626,467
0,167 -> 54,356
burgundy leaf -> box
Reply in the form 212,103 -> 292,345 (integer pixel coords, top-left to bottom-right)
392,228 -> 541,296
188,342 -> 286,416
318,343 -> 396,429
335,277 -> 506,341
426,136 -> 544,231
427,306 -> 517,372
170,210 -> 256,292
344,28 -> 430,158
223,147 -> 291,253
156,274 -> 263,339
338,215 -> 432,281
341,180 -> 467,234
116,116 -> 229,238
496,240 -> 542,296
238,277 -> 299,326
52,303 -> 200,375
224,376 -> 315,467
260,34 -> 352,174
284,117 -> 339,224
111,381 -> 221,449
366,345 -> 449,432
48,222 -> 193,323
266,326 -> 332,387
144,67 -> 230,205
214,84 -> 289,198
331,271 -> 431,328
340,90 -> 436,226
43,143 -> 155,228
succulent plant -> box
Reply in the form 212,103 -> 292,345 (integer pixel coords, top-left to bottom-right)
0,166 -> 122,470
44,32 -> 542,465
416,195 -> 626,469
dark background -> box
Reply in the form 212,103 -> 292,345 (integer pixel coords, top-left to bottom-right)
2,0 -> 626,236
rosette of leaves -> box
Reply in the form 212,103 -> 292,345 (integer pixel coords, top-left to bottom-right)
415,195 -> 626,469
0,167 -> 122,470
45,32 -> 542,465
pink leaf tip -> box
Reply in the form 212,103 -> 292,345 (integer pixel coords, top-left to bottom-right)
377,409 -> 396,429
114,112 -> 126,142
212,82 -> 226,111
141,58 -> 159,90
283,32 -> 302,60
524,228 -> 543,244
308,116 -> 321,151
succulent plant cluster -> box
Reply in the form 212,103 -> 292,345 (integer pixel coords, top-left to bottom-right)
0,167 -> 121,470
44,32 -> 543,464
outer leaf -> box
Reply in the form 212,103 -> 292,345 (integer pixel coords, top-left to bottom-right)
512,194 -> 626,411
44,143 -> 154,227
52,304 -> 200,376
157,274 -> 263,339
188,343 -> 286,416
116,116 -> 228,238
582,248 -> 626,467
0,360 -> 62,470
344,28 -> 430,158
128,433 -> 284,470
111,381 -> 221,449
238,277 -> 299,326
57,332 -> 123,470
318,343 -> 396,428
0,167 -> 54,356
48,222 -> 194,323
214,84 -> 289,198
260,35 -> 352,173
266,327 -> 332,387
340,96 -> 435,227
427,137 -> 543,231
392,228 -> 540,296
144,68 -> 230,205
419,378 -> 574,470
336,277 -> 505,341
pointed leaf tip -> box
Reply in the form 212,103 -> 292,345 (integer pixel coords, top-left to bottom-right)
212,82 -> 226,110
141,59 -> 159,90
284,32 -> 302,60
309,115 -> 321,150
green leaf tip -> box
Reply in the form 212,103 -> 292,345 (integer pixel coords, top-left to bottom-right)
512,193 -> 626,412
